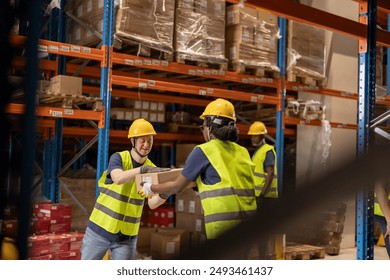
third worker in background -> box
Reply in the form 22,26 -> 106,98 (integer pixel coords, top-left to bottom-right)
247,121 -> 278,207
247,121 -> 278,259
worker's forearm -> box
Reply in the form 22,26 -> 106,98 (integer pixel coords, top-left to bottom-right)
111,167 -> 141,185
151,181 -> 182,194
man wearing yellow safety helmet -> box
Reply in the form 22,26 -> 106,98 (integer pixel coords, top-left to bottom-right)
139,98 -> 257,255
247,121 -> 278,259
81,119 -> 170,260
247,121 -> 278,202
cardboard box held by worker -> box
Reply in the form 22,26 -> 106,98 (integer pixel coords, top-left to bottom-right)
135,168 -> 183,192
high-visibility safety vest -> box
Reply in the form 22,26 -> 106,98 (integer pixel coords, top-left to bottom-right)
374,191 -> 390,217
89,151 -> 154,236
196,139 -> 257,239
252,143 -> 278,198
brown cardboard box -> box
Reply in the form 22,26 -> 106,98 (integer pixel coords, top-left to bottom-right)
150,231 -> 181,259
135,168 -> 183,192
176,212 -> 205,233
175,144 -> 197,167
194,0 -> 225,18
156,228 -> 190,252
226,24 -> 254,45
137,227 -> 156,254
226,4 -> 257,26
175,188 -> 203,215
48,75 -> 83,95
227,42 -> 277,66
257,9 -> 278,26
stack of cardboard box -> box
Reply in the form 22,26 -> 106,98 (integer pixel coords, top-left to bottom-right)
174,0 -> 227,66
287,20 -> 327,86
225,4 -> 279,75
67,0 -> 105,47
115,0 -> 176,53
175,188 -> 206,248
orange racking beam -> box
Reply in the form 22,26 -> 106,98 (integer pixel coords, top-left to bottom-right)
10,35 -> 105,62
6,103 -> 105,128
227,0 -> 390,48
111,74 -> 281,107
111,52 -> 280,88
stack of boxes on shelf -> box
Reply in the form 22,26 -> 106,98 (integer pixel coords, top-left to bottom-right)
287,21 -> 327,87
226,4 -> 280,78
175,188 -> 206,248
115,0 -> 176,56
37,75 -> 102,111
67,0 -> 105,47
29,202 -> 84,260
175,0 -> 227,67
110,99 -> 166,129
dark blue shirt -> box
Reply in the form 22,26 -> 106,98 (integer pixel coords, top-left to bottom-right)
182,147 -> 221,185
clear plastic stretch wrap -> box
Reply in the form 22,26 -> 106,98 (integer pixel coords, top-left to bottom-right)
175,0 -> 227,64
288,20 -> 326,79
67,0 -> 107,47
225,5 -> 280,72
115,0 -> 175,52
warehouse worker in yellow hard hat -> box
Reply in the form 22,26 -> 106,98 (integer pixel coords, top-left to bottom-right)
139,98 -> 257,252
247,121 -> 278,259
374,177 -> 390,258
81,118 -> 170,260
248,121 -> 278,202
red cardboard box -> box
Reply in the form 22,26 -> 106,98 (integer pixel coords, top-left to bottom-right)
28,235 -> 50,257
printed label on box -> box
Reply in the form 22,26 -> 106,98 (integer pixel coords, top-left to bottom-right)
166,242 -> 175,254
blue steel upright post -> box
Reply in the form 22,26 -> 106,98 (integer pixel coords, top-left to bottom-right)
356,1 -> 376,260
96,0 -> 114,197
276,17 -> 286,197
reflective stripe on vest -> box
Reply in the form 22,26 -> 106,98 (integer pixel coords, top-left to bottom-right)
89,151 -> 155,236
374,192 -> 390,217
252,143 -> 278,198
196,139 -> 257,239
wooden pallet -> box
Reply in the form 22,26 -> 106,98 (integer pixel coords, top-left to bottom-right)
117,42 -> 174,62
175,53 -> 228,72
287,70 -> 327,87
38,92 -> 103,111
284,243 -> 326,260
229,62 -> 280,79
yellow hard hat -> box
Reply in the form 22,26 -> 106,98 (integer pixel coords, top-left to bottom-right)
128,118 -> 157,138
248,121 -> 268,135
1,237 -> 18,260
200,98 -> 236,121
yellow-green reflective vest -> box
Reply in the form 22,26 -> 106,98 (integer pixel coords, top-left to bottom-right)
374,191 -> 390,217
89,151 -> 155,236
196,139 -> 257,239
252,143 -> 278,198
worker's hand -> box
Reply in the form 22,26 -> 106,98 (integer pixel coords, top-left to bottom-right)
138,182 -> 154,197
140,165 -> 171,174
